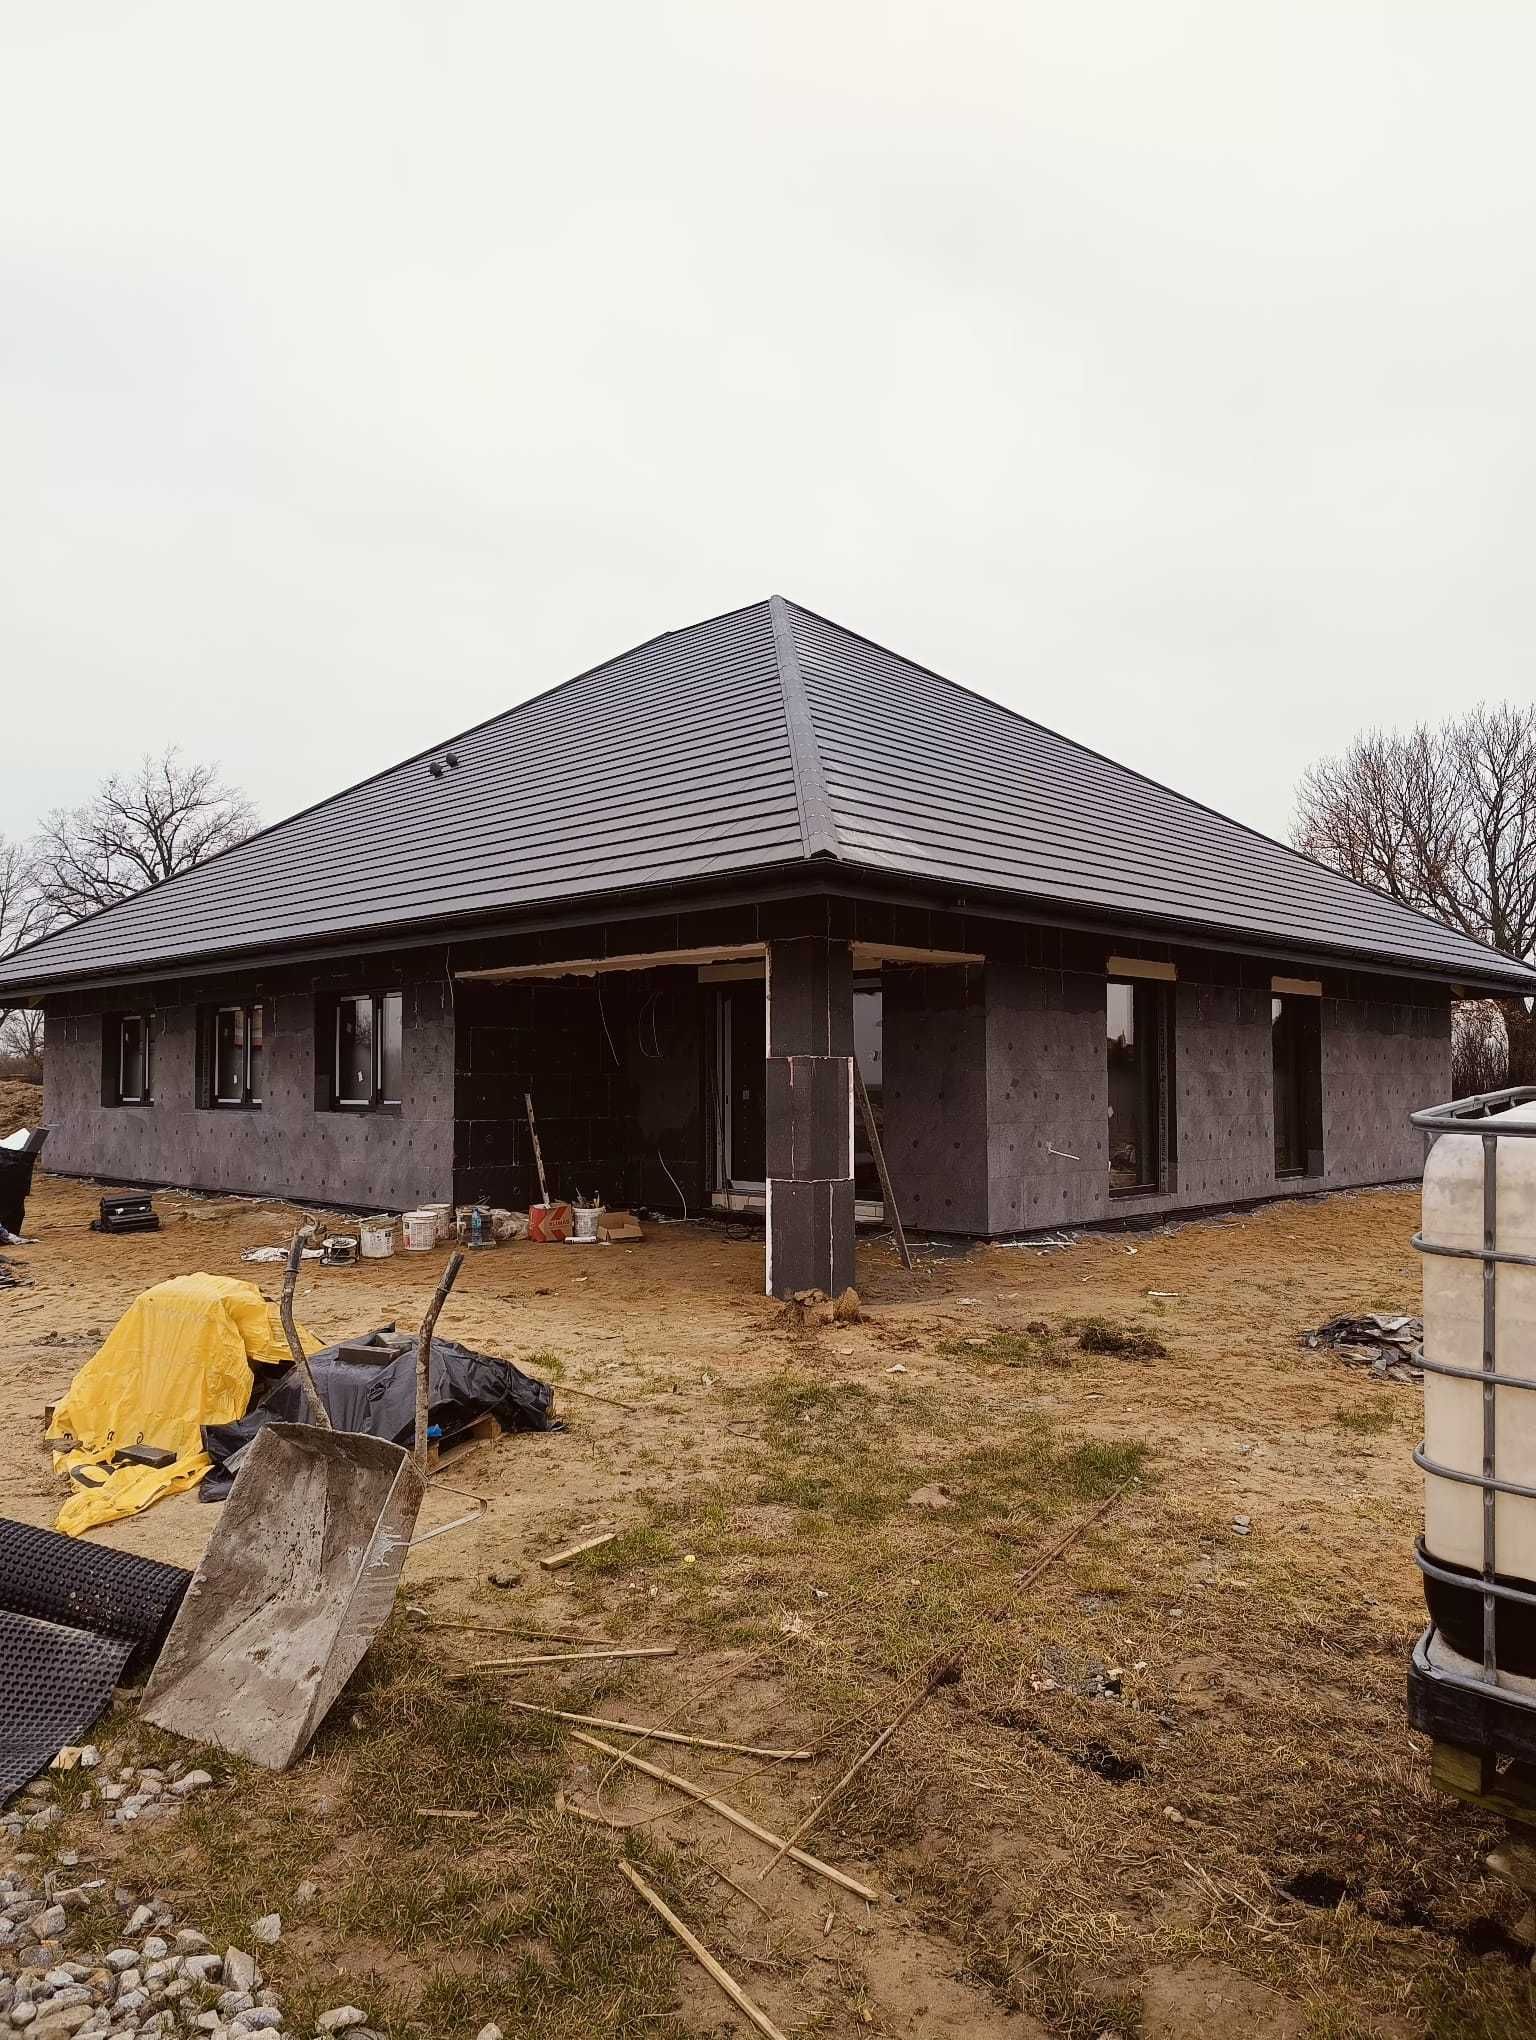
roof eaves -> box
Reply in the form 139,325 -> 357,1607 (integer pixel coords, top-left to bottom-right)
768,594 -> 840,860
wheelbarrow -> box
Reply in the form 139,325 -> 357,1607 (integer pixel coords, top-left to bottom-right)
141,1228 -> 465,1769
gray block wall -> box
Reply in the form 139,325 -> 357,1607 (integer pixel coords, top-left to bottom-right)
887,957 -> 1450,1235
41,977 -> 454,1211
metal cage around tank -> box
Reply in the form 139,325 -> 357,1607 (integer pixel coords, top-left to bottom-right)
1409,1085 -> 1536,1749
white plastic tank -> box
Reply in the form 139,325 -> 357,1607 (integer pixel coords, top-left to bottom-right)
1422,1100 -> 1536,1589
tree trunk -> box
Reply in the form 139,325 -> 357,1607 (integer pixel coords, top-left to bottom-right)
1499,1000 -> 1536,1088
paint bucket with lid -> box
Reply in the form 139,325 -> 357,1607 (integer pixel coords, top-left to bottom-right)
403,1210 -> 438,1252
422,1203 -> 454,1243
358,1216 -> 397,1259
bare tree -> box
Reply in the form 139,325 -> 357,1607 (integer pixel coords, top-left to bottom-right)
1295,703 -> 1536,1082
33,748 -> 258,923
0,834 -> 55,1077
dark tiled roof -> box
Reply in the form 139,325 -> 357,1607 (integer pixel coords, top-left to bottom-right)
2,596 -> 1529,992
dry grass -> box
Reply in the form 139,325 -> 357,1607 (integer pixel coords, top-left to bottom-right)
10,1179 -> 1536,2035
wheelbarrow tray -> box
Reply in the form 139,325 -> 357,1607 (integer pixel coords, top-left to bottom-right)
141,1421 -> 426,1769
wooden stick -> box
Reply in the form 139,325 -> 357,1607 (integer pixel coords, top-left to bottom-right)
501,1698 -> 812,1760
415,1807 -> 480,1821
758,1478 -> 1138,1880
618,1860 -> 789,2040
415,1619 -> 607,1646
556,1380 -> 641,1414
854,1058 -> 911,1271
569,1732 -> 877,1903
525,1090 -> 551,1206
700,1855 -> 775,1921
415,1248 -> 465,1472
755,1656 -> 959,1880
539,1530 -> 618,1569
279,1226 -> 332,1429
457,1646 -> 677,1672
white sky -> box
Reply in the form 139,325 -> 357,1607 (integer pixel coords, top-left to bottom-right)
2,2 -> 1532,848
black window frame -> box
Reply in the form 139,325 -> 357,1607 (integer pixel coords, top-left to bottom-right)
1272,992 -> 1324,1178
105,1011 -> 155,1107
1105,976 -> 1174,1197
200,1000 -> 266,1110
327,990 -> 404,1113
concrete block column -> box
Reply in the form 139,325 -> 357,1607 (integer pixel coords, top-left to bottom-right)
764,936 -> 855,1298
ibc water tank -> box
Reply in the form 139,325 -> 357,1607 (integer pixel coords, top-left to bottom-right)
1420,1100 -> 1536,1677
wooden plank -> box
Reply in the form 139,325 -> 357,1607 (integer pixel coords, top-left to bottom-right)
539,1530 -> 617,1570
618,1861 -> 790,2040
1430,1740 -> 1536,1824
569,1731 -> 878,1903
854,1058 -> 911,1271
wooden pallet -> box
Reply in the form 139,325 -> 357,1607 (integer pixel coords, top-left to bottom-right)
428,1413 -> 498,1469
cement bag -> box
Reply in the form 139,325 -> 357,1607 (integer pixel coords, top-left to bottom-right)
46,1273 -> 317,1536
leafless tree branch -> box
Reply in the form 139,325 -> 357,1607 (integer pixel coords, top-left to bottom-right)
32,747 -> 258,923
1294,703 -> 1536,1081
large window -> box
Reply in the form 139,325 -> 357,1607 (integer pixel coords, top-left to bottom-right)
206,1002 -> 265,1108
113,1013 -> 153,1105
333,991 -> 403,1110
1106,979 -> 1170,1194
1272,993 -> 1323,1177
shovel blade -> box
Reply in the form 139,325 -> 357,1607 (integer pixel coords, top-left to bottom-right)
141,1423 -> 426,1769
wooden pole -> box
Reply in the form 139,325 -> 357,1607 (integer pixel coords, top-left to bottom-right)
525,1090 -> 551,1206
618,1861 -> 790,2040
854,1060 -> 911,1271
414,1249 -> 465,1471
279,1226 -> 332,1429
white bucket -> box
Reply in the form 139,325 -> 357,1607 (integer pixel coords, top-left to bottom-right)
572,1203 -> 604,1243
359,1216 -> 397,1260
403,1210 -> 438,1252
422,1203 -> 454,1243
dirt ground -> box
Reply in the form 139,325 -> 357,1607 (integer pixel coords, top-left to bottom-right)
3,1148 -> 1533,2039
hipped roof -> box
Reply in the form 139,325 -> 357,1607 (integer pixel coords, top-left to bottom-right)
2,595 -> 1530,995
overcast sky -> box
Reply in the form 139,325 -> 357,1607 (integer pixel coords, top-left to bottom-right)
2,2 -> 1531,851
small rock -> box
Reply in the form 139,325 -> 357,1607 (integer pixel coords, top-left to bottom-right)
229,2010 -> 282,2034
217,1991 -> 254,2016
174,1931 -> 211,1953
475,2026 -> 504,2040
169,1773 -> 214,1799
141,1937 -> 168,1961
291,1883 -> 317,1907
222,1948 -> 258,1993
8,2005 -> 34,2029
31,1910 -> 65,1942
316,2010 -> 368,2033
249,1915 -> 280,1947
182,1956 -> 222,1985
102,1955 -> 137,1977
125,1908 -> 154,1936
30,2011 -> 92,2039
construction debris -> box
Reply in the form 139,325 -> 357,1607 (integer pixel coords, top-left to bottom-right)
538,1529 -> 617,1569
569,1731 -> 878,1901
618,1859 -> 789,2040
1302,1312 -> 1424,1382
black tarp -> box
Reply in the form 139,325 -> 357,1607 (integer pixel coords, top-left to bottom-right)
200,1329 -> 556,1499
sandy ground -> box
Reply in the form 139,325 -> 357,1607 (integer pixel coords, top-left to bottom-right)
3,1157 -> 1530,2037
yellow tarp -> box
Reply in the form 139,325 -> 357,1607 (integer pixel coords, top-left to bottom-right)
47,1273 -> 318,1536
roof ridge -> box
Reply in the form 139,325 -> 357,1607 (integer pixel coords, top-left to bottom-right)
768,594 -> 840,860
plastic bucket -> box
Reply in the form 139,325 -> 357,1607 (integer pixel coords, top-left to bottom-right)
403,1210 -> 438,1252
359,1217 -> 397,1259
572,1204 -> 604,1243
422,1203 -> 454,1243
